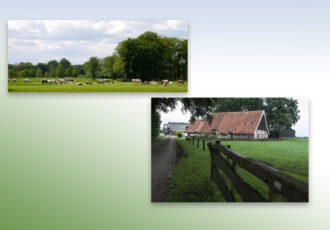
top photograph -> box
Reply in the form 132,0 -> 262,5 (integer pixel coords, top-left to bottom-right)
7,20 -> 188,93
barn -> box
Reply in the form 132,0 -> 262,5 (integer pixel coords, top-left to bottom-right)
163,122 -> 190,135
185,110 -> 269,139
279,128 -> 296,138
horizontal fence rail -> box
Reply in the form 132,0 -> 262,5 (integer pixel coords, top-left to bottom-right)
207,141 -> 308,202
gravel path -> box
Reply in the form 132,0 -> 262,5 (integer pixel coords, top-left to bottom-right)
151,136 -> 177,202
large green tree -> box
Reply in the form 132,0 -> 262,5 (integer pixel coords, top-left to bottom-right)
56,64 -> 65,78
84,57 -> 100,80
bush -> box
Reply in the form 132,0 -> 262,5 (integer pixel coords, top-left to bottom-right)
178,133 -> 183,138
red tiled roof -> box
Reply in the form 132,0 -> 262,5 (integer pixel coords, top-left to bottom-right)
198,110 -> 264,134
185,119 -> 204,133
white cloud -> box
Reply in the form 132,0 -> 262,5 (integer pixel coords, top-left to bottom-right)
152,20 -> 188,31
8,20 -> 188,64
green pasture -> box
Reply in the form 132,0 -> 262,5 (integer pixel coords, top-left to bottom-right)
8,78 -> 188,92
165,138 -> 308,202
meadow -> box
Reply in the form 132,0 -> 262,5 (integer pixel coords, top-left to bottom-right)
8,78 -> 188,93
166,138 -> 308,202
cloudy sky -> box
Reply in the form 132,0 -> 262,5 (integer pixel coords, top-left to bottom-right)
8,20 -> 188,65
160,98 -> 309,137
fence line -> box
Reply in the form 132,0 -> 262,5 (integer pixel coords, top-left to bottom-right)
207,141 -> 308,202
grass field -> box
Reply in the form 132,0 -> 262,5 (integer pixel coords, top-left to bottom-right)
8,78 -> 188,92
165,138 -> 308,202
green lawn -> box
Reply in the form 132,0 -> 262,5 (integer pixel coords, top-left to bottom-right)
8,78 -> 188,92
165,138 -> 308,202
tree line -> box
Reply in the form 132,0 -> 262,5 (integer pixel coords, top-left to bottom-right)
8,31 -> 188,81
151,98 -> 300,140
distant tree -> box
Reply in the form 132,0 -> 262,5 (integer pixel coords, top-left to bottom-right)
17,62 -> 34,71
36,69 -> 43,78
112,58 -> 125,79
56,64 -> 65,78
103,55 -> 117,77
8,69 -> 16,79
44,71 -> 49,78
84,57 -> 100,80
29,69 -> 36,78
50,69 -> 56,78
65,67 -> 72,77
17,69 -> 30,78
72,66 -> 79,77
59,58 -> 71,69
47,60 -> 58,71
37,63 -> 48,74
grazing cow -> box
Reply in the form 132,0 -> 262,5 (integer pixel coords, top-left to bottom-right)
11,78 -> 17,82
59,79 -> 65,84
177,80 -> 184,85
41,79 -> 48,84
24,79 -> 30,83
161,80 -> 169,86
132,79 -> 141,84
169,81 -> 173,85
142,81 -> 149,85
97,79 -> 105,84
85,81 -> 93,84
103,79 -> 110,83
112,81 -> 117,84
76,82 -> 83,86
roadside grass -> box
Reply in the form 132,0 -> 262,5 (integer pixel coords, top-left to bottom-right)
166,138 -> 308,202
8,78 -> 188,92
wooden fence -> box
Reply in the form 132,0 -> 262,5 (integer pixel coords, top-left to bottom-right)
207,141 -> 308,202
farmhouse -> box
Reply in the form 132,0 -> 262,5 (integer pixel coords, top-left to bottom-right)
163,122 -> 190,135
185,110 -> 269,139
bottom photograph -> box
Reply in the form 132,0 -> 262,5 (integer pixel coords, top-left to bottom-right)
151,98 -> 309,202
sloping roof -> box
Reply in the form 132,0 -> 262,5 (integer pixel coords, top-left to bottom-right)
197,110 -> 265,134
185,120 -> 204,133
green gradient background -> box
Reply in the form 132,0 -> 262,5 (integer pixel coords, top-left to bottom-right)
0,77 -> 326,230
0,51 -> 328,230
1,2 -> 329,229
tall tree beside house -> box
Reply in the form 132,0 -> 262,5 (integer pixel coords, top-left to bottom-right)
214,98 -> 264,112
84,57 -> 100,80
264,98 -> 300,136
36,69 -> 43,78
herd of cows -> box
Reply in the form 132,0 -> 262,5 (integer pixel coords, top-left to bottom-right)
8,78 -> 185,86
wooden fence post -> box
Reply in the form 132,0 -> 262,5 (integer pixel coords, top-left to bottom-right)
197,138 -> 199,148
203,140 -> 205,151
